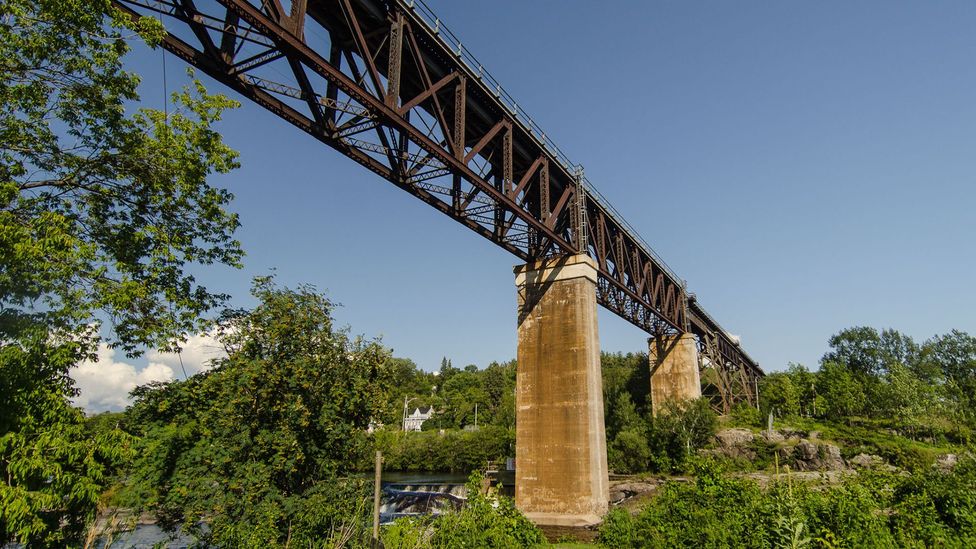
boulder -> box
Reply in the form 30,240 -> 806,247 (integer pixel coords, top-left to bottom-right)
713,428 -> 757,460
849,453 -> 885,469
716,428 -> 755,448
796,440 -> 819,461
821,443 -> 846,470
761,430 -> 785,444
792,440 -> 846,471
608,480 -> 661,505
611,482 -> 659,496
935,454 -> 958,471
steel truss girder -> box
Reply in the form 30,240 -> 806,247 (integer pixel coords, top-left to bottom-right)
114,0 -> 763,389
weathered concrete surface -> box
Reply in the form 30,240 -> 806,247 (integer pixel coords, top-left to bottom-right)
514,254 -> 609,526
649,334 -> 701,416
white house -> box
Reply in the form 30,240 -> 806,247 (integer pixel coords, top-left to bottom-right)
403,406 -> 434,431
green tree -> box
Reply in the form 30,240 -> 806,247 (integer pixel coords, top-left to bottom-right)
815,361 -> 866,422
1,0 -> 241,544
823,327 -> 918,379
127,278 -> 393,547
786,363 -> 818,417
881,363 -> 934,438
648,398 -> 717,471
0,329 -> 132,546
759,372 -> 801,419
923,330 -> 976,384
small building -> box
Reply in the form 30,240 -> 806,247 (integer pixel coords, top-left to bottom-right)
403,406 -> 434,431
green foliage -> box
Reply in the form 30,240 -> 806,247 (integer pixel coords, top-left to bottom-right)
382,472 -> 545,548
1,1 -> 241,544
601,351 -> 651,419
816,362 -> 866,421
598,507 -> 639,548
609,429 -> 652,475
124,278 -> 392,547
804,327 -> 976,443
387,358 -> 516,432
760,372 -> 801,419
823,327 -> 918,379
650,399 -> 718,472
426,472 -> 546,548
2,1 -> 241,354
383,516 -> 434,548
600,457 -> 976,548
731,401 -> 763,427
372,426 -> 514,473
0,327 -> 133,547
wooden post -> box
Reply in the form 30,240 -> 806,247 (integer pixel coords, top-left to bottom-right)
372,450 -> 382,546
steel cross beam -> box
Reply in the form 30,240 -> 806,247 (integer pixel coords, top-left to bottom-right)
113,0 -> 764,395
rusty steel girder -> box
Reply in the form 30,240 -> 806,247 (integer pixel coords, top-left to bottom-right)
113,0 -> 764,402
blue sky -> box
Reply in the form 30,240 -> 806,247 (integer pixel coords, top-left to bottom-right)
120,1 -> 976,377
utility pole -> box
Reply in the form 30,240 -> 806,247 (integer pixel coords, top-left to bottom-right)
372,450 -> 382,547
402,396 -> 416,431
474,403 -> 478,428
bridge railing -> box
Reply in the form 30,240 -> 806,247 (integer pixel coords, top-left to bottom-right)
404,0 -> 684,286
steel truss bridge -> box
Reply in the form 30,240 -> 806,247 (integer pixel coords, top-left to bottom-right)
115,0 -> 763,411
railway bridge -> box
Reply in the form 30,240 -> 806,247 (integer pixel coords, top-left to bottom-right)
116,0 -> 764,525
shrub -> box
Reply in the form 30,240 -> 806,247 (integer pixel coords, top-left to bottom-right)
598,507 -> 637,548
599,456 -> 976,548
609,429 -> 651,474
426,473 -> 545,548
731,401 -> 763,427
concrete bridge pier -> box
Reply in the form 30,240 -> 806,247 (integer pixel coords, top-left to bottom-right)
649,334 -> 702,415
513,254 -> 609,526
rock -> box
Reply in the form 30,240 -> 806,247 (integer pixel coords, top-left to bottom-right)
808,430 -> 821,440
935,454 -> 958,471
716,428 -> 755,448
611,482 -> 658,496
713,428 -> 757,460
796,440 -> 819,461
608,479 -> 661,505
761,430 -> 785,443
777,445 -> 794,461
821,443 -> 846,470
849,453 -> 885,469
791,440 -> 846,471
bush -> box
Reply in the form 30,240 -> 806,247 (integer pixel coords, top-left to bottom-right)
609,429 -> 651,474
599,456 -> 976,548
646,398 -> 718,473
731,401 -> 763,427
387,472 -> 546,548
598,507 -> 637,548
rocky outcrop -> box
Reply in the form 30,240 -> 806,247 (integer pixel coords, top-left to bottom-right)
713,428 -> 757,459
777,439 -> 845,471
761,430 -> 785,443
849,453 -> 885,469
712,429 -> 849,471
608,479 -> 663,506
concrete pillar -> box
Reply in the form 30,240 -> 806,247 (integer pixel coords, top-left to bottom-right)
514,254 -> 609,526
649,334 -> 702,415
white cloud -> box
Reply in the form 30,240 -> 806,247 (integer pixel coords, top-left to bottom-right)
70,333 -> 225,413
147,332 -> 226,377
